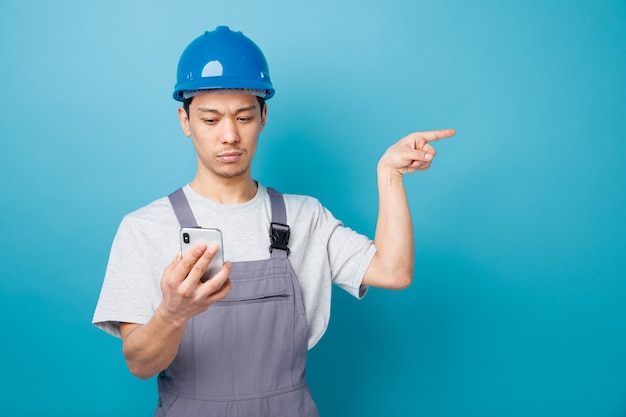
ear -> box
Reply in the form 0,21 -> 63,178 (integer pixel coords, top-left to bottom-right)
178,107 -> 191,137
259,103 -> 267,133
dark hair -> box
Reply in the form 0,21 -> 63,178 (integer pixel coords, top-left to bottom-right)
183,95 -> 266,117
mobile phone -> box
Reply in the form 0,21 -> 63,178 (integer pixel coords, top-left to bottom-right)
179,227 -> 224,282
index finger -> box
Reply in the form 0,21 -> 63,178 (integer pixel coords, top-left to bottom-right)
175,243 -> 214,282
416,128 -> 456,143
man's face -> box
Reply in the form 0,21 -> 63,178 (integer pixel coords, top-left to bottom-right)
178,91 -> 266,181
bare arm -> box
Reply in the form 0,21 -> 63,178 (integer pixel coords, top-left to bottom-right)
120,244 -> 232,379
362,129 -> 456,289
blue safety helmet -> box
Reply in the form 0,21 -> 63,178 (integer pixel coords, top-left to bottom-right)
173,26 -> 275,102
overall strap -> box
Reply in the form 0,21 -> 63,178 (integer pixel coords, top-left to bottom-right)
168,187 -> 199,228
267,187 -> 290,258
168,187 -> 291,258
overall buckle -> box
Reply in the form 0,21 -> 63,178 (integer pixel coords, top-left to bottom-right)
269,222 -> 290,256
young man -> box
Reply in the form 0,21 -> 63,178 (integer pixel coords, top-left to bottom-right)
93,26 -> 455,416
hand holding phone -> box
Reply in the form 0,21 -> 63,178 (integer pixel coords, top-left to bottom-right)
179,227 -> 224,282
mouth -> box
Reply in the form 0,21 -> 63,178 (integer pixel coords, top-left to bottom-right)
217,150 -> 244,163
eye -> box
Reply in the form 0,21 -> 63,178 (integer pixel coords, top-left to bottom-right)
203,118 -> 217,125
238,115 -> 255,123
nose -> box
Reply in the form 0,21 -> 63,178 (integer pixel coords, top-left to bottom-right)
220,117 -> 240,144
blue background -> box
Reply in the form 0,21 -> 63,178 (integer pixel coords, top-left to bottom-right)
1,0 -> 625,416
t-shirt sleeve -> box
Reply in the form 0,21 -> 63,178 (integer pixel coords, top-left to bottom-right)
324,208 -> 376,299
92,217 -> 162,338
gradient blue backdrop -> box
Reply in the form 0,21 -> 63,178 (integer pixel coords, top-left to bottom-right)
1,1 -> 624,416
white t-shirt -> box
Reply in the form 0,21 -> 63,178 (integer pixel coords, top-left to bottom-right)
92,183 -> 376,349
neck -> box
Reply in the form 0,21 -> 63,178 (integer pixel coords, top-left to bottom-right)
189,174 -> 258,205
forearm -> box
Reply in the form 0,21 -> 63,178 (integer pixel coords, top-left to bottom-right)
121,306 -> 188,379
369,162 -> 415,288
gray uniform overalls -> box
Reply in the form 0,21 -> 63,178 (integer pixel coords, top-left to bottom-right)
156,188 -> 319,417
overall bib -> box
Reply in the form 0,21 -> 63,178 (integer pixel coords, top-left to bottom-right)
156,188 -> 319,417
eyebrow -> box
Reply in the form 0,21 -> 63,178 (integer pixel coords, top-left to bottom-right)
196,105 -> 257,115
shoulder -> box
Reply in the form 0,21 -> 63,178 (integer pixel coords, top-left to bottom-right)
272,190 -> 342,233
282,192 -> 323,211
115,193 -> 179,241
124,194 -> 174,223
277,191 -> 326,218
259,184 -> 340,225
